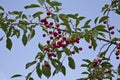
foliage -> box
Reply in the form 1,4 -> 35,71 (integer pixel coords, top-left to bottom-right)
0,0 -> 120,80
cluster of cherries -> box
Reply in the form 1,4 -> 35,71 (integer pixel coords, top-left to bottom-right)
115,43 -> 120,59
93,58 -> 112,79
40,11 -> 93,67
103,20 -> 115,35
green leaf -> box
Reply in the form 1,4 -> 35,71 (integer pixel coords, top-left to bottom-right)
76,16 -> 85,27
28,29 -> 35,41
0,36 -> 4,41
11,74 -> 22,78
83,59 -> 91,63
68,57 -> 75,69
95,25 -> 108,32
94,17 -> 99,24
67,13 -> 78,19
6,38 -> 12,50
19,20 -> 28,25
18,24 -> 27,32
29,77 -> 34,80
99,50 -> 108,57
0,5 -> 4,11
24,4 -> 40,9
42,65 -> 51,78
22,33 -> 28,46
99,16 -> 109,23
81,71 -> 89,74
59,14 -> 71,32
38,43 -> 44,51
36,63 -> 42,78
26,61 -> 36,69
118,65 -> 120,75
74,46 -> 79,53
63,47 -> 71,55
117,29 -> 120,33
9,11 -> 22,16
82,19 -> 91,28
26,72 -> 32,80
81,64 -> 88,67
32,11 -> 43,18
51,14 -> 59,22
50,1 -> 62,7
84,19 -> 91,26
61,65 -> 66,76
37,0 -> 45,6
91,37 -> 97,50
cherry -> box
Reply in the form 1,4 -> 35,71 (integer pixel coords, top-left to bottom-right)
50,22 -> 53,25
56,24 -> 60,27
40,18 -> 46,23
43,34 -> 46,37
103,20 -> 107,24
44,62 -> 50,67
93,60 -> 98,67
79,47 -> 83,51
108,26 -> 114,31
49,31 -> 53,34
98,58 -> 102,63
62,36 -> 66,41
110,31 -> 114,35
50,36 -> 53,39
46,11 -> 51,16
46,40 -> 50,44
88,45 -> 92,49
71,51 -> 75,54
116,56 -> 119,59
45,24 -> 50,28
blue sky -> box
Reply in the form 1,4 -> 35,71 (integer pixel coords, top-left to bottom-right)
0,0 -> 120,80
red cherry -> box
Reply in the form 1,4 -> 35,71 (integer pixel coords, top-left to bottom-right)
79,47 -> 83,51
50,36 -> 53,39
43,34 -> 46,37
44,63 -> 50,67
71,51 -> 75,54
110,31 -> 114,35
50,22 -> 53,25
103,20 -> 107,24
40,18 -> 46,22
45,24 -> 50,28
88,45 -> 92,49
46,40 -> 50,44
46,11 -> 51,16
98,58 -> 102,63
49,31 -> 53,34
56,24 -> 60,27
